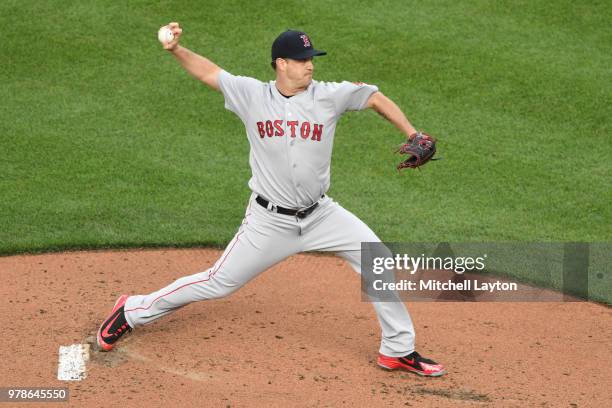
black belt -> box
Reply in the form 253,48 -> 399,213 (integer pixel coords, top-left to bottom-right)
256,195 -> 323,219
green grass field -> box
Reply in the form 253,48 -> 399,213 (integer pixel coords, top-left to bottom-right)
2,0 -> 611,257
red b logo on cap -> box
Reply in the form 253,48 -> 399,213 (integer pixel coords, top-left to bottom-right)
300,34 -> 311,48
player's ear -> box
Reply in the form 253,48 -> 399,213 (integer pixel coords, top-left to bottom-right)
276,58 -> 287,72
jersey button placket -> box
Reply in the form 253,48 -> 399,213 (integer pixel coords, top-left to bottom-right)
285,101 -> 300,206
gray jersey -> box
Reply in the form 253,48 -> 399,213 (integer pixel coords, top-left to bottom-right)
218,70 -> 378,209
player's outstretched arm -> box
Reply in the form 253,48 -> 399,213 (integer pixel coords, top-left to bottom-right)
161,22 -> 222,92
367,92 -> 417,138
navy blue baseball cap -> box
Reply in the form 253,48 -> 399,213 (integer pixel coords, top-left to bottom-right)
271,30 -> 327,62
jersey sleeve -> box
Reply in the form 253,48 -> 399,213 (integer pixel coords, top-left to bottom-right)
330,81 -> 379,116
217,70 -> 263,119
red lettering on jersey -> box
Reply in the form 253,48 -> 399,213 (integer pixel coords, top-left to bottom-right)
273,120 -> 284,136
258,120 -> 323,141
265,120 -> 274,137
287,121 -> 299,137
311,124 -> 323,141
256,121 -> 265,138
300,122 -> 311,139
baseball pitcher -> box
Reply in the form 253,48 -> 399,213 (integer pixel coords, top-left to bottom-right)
97,23 -> 444,377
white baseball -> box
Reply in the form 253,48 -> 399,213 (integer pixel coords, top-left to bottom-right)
157,26 -> 174,43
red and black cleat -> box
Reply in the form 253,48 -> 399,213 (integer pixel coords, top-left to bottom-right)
377,351 -> 446,377
97,295 -> 132,351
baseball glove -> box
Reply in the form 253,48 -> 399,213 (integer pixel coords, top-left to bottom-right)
396,131 -> 437,170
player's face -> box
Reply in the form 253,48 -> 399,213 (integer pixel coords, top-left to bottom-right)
285,57 -> 314,86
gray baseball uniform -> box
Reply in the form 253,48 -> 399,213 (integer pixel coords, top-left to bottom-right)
123,70 -> 416,357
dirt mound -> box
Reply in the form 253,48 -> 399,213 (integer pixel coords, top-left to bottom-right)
1,249 -> 609,407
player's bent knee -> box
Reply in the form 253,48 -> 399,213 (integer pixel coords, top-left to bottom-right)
203,272 -> 245,299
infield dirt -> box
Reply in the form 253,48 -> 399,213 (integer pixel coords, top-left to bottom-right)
1,249 -> 610,407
